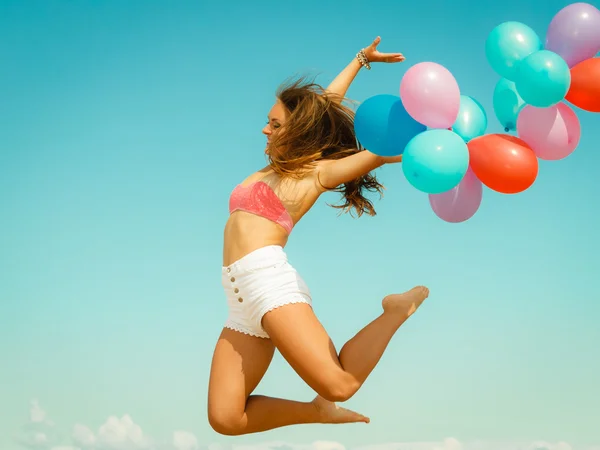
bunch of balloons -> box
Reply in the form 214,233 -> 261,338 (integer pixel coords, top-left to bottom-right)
488,2 -> 600,141
354,64 -> 487,223
353,2 -> 600,224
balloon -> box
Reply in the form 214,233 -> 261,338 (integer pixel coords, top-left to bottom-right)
428,167 -> 483,223
402,129 -> 470,194
399,62 -> 461,129
485,21 -> 542,80
517,103 -> 581,161
452,95 -> 488,142
492,78 -> 526,132
565,57 -> 600,112
514,50 -> 571,107
545,2 -> 600,68
354,94 -> 426,157
468,134 -> 539,194
427,126 -> 453,131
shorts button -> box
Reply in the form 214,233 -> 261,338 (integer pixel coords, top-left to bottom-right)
238,297 -> 243,303
234,288 -> 239,293
230,277 -> 235,282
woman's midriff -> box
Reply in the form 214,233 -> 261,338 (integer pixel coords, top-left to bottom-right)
223,211 -> 289,266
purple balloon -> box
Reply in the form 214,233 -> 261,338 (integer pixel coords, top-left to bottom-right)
545,2 -> 600,67
428,167 -> 483,223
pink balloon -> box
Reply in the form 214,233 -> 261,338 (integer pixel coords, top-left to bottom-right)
400,62 -> 461,129
516,103 -> 581,161
428,167 -> 483,223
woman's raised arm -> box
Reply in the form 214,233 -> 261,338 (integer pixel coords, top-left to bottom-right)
325,36 -> 405,102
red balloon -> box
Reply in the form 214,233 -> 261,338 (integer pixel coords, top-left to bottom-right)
565,57 -> 600,113
467,134 -> 539,194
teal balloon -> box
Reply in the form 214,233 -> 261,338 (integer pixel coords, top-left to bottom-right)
493,78 -> 526,132
451,95 -> 487,142
514,50 -> 571,107
485,21 -> 542,80
402,129 -> 470,194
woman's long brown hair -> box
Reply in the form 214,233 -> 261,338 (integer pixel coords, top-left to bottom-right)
267,77 -> 384,217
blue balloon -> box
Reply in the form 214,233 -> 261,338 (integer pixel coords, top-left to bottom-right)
354,94 -> 426,157
493,78 -> 526,132
514,50 -> 571,108
402,129 -> 470,194
451,95 -> 488,142
485,21 -> 542,80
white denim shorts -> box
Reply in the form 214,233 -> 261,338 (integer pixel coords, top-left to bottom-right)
221,245 -> 312,338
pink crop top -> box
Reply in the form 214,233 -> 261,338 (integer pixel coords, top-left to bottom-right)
228,181 -> 294,234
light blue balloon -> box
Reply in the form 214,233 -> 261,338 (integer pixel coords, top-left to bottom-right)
354,94 -> 426,157
451,95 -> 487,142
485,21 -> 542,80
493,78 -> 526,132
514,50 -> 571,108
402,129 -> 470,194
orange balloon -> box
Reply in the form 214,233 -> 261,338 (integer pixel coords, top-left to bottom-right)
565,57 -> 600,113
467,134 -> 538,194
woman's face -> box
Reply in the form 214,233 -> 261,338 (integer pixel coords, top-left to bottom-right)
262,100 -> 287,153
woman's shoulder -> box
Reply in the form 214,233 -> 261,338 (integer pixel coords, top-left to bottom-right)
238,166 -> 272,184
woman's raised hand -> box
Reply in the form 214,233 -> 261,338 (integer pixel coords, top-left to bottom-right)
363,36 -> 405,64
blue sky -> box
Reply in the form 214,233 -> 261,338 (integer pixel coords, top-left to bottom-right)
1,1 -> 599,450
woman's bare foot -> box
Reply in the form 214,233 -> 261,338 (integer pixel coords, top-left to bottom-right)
382,286 -> 429,318
311,395 -> 370,424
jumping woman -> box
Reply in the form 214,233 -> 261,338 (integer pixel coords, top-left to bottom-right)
208,36 -> 430,436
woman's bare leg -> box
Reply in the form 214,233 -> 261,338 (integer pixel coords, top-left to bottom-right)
261,286 -> 430,402
207,328 -> 368,436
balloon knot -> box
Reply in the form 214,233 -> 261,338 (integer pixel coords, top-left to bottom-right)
504,127 -> 509,133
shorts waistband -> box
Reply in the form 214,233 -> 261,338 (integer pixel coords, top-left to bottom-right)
222,245 -> 287,274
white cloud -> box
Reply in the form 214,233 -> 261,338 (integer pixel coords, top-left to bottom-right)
355,438 -> 462,450
205,440 -> 591,450
72,424 -> 97,448
527,442 -> 573,450
206,444 -> 233,450
173,431 -> 199,450
97,414 -> 152,450
15,400 -> 199,450
69,414 -> 202,450
313,442 -> 347,450
70,415 -> 154,450
32,431 -> 48,445
17,400 -> 59,449
12,400 -> 600,450
352,441 -> 581,450
19,430 -> 49,448
30,399 -> 48,424
461,441 -> 574,450
214,442 -> 344,450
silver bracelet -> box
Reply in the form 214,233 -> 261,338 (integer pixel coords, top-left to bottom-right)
356,49 -> 371,70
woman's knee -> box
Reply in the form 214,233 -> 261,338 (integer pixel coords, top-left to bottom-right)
207,406 -> 245,436
315,372 -> 361,402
